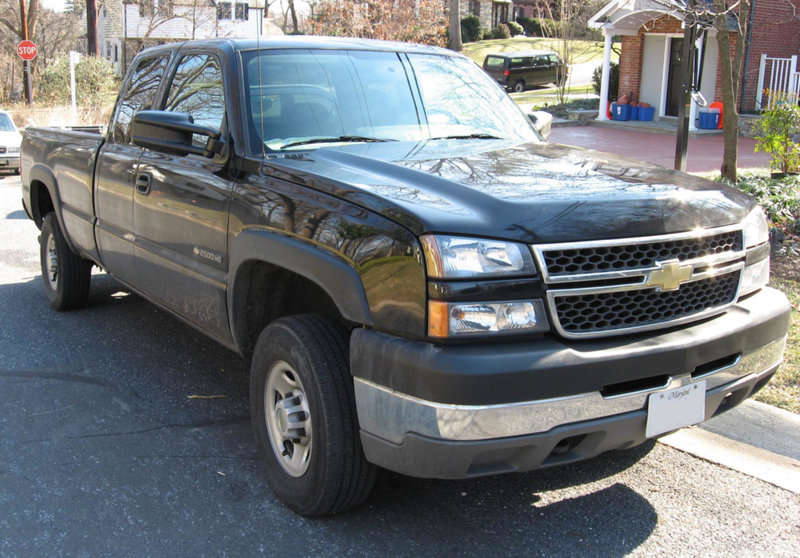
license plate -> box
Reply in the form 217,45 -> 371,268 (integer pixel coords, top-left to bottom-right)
645,380 -> 706,438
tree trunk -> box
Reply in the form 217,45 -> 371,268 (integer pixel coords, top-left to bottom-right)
86,0 -> 98,56
289,0 -> 298,33
448,0 -> 461,52
715,0 -> 749,183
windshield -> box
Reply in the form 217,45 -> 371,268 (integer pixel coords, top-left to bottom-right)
242,49 -> 538,152
0,113 -> 16,132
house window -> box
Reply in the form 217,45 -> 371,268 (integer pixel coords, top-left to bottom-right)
235,2 -> 249,20
157,0 -> 174,17
138,0 -> 154,17
114,45 -> 119,63
469,1 -> 480,17
513,7 -> 524,20
217,2 -> 232,20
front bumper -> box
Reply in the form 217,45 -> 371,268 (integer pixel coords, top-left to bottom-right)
0,155 -> 20,171
352,287 -> 790,479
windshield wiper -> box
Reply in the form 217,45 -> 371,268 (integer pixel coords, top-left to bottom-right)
428,133 -> 503,141
279,135 -> 398,149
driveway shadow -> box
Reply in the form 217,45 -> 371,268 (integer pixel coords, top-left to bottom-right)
0,272 -> 658,557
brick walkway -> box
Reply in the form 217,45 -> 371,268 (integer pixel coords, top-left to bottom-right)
550,126 -> 771,173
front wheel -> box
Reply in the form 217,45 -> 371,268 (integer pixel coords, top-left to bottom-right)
39,213 -> 93,311
250,315 -> 376,516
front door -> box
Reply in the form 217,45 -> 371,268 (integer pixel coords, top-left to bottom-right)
665,38 -> 684,117
133,52 -> 234,343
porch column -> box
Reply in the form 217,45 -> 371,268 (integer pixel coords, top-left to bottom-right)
598,30 -> 613,121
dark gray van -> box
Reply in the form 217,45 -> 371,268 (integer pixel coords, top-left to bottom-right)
483,50 -> 568,93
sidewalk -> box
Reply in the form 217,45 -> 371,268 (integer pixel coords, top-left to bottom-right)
550,125 -> 770,173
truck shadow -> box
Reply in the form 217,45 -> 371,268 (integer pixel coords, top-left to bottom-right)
1,272 -> 658,556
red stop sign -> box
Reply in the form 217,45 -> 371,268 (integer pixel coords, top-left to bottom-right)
17,40 -> 37,61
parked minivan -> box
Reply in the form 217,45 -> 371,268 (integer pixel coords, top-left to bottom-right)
482,50 -> 567,93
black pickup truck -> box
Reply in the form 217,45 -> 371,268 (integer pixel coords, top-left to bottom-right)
20,37 -> 790,517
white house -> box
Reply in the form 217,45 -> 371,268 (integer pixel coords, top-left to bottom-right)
94,0 -> 283,75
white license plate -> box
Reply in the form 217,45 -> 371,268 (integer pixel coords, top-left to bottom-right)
645,380 -> 707,438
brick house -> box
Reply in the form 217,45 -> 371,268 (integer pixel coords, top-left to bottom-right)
460,0 -> 511,30
93,0 -> 282,76
589,0 -> 800,127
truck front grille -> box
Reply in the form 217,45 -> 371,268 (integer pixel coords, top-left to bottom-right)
533,226 -> 746,339
543,231 -> 742,277
553,270 -> 741,335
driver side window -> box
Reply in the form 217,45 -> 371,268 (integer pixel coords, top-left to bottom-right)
164,54 -> 226,147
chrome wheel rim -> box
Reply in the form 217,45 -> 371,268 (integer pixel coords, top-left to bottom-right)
264,361 -> 313,477
46,235 -> 58,289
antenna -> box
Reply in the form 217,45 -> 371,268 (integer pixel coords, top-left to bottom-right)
256,1 -> 265,159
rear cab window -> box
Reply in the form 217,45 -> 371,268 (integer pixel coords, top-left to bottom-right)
109,55 -> 169,144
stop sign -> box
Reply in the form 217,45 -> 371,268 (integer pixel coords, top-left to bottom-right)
17,40 -> 37,61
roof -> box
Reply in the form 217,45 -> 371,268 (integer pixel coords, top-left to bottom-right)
139,36 -> 463,56
484,50 -> 556,58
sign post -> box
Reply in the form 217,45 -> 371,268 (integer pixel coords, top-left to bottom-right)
69,51 -> 82,120
17,0 -> 35,105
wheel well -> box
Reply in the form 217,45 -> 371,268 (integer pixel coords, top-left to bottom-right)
232,260 -> 351,361
30,180 -> 55,229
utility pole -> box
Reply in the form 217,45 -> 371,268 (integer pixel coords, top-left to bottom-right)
19,0 -> 33,105
86,0 -> 98,56
674,1 -> 697,172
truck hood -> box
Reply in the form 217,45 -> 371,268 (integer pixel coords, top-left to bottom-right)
262,139 -> 755,244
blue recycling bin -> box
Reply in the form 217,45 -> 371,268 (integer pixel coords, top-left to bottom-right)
612,103 -> 630,121
629,106 -> 639,120
638,107 -> 655,121
698,109 -> 720,129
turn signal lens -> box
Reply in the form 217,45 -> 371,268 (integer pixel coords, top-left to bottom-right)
428,300 -> 548,338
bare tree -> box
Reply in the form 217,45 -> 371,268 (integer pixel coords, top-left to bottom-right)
449,0 -> 461,52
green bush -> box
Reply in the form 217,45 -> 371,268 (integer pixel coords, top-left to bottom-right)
755,92 -> 800,174
38,54 -> 118,108
732,174 -> 800,230
508,21 -> 523,37
592,61 -> 620,101
461,15 -> 481,42
516,17 -> 539,36
491,23 -> 511,40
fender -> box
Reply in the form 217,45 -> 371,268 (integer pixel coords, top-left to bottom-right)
27,163 -> 80,255
227,228 -> 373,351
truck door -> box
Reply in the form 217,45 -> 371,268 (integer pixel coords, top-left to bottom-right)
95,55 -> 170,287
133,52 -> 234,343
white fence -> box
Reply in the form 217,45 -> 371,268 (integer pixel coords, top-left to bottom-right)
756,54 -> 800,110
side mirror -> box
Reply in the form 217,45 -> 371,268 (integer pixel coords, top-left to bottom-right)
528,111 -> 553,140
130,110 -> 225,159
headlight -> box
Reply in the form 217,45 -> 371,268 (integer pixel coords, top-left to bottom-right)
739,257 -> 770,297
8,147 -> 19,153
420,234 -> 536,278
742,207 -> 769,248
428,299 -> 549,337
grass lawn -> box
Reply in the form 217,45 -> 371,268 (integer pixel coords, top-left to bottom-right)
462,37 -> 618,66
756,257 -> 800,414
511,83 -> 596,106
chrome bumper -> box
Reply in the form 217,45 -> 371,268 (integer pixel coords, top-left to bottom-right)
355,335 -> 786,444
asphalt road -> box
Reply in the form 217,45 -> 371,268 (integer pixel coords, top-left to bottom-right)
1,173 -> 799,558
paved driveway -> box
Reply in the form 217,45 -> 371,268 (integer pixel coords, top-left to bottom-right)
1,174 -> 799,557
551,126 -> 771,173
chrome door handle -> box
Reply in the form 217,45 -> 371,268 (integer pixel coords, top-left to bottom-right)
135,173 -> 151,195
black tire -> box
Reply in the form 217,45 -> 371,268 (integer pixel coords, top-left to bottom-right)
250,315 -> 377,516
513,80 -> 526,93
39,212 -> 92,311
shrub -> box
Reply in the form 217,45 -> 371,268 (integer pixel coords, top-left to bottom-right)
37,54 -> 118,108
755,91 -> 800,174
517,17 -> 540,36
491,23 -> 511,40
732,174 -> 800,230
592,61 -> 620,101
461,15 -> 481,42
508,21 -> 523,37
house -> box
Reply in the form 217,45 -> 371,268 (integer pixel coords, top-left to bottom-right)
459,0 -> 511,31
94,0 -> 283,76
589,0 -> 800,127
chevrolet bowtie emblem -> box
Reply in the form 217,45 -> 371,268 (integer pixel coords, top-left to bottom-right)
645,260 -> 693,291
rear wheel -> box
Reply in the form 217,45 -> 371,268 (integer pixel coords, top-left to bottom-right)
513,80 -> 526,93
250,315 -> 376,516
39,213 -> 93,311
